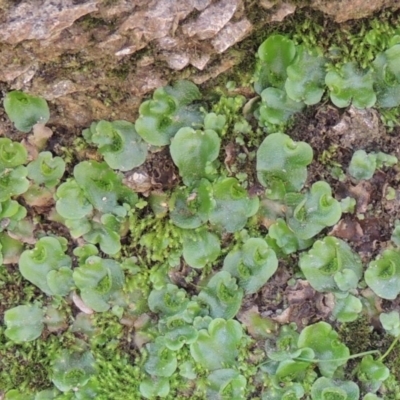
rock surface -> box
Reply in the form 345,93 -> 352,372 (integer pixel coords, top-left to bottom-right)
0,0 -> 398,130
311,0 -> 399,23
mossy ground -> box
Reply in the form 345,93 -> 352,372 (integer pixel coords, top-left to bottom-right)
2,5 -> 400,400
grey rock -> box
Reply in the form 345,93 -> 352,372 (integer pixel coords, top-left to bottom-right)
332,106 -> 382,149
43,80 -> 77,101
270,2 -> 296,22
182,0 -> 240,40
99,33 -> 127,53
163,52 -> 190,70
212,18 -> 252,53
259,0 -> 275,9
311,0 -> 400,22
191,0 -> 213,11
13,64 -> 38,89
0,0 -> 99,44
119,0 -> 193,40
157,36 -> 180,51
0,64 -> 32,82
0,0 -> 397,132
190,53 -> 212,70
99,0 -> 137,18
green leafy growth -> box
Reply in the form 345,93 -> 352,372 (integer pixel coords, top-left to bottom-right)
357,355 -> 390,393
135,80 -> 202,146
325,62 -> 376,108
365,249 -> 400,300
179,360 -> 197,380
256,133 -> 313,197
74,161 -> 137,216
182,228 -> 221,269
0,199 -> 27,233
170,126 -> 221,186
149,191 -> 168,218
363,394 -> 382,400
0,138 -> 28,169
267,218 -> 313,255
158,315 -> 199,351
0,232 -> 23,264
223,238 -> 278,294
340,197 -> 356,213
46,267 -> 74,298
27,151 -> 65,187
349,150 -> 397,180
206,369 -> 247,400
34,388 -> 61,399
262,384 -> 305,400
4,304 -> 44,342
380,311 -> 400,337
169,180 -> 213,229
83,217 -> 121,255
4,390 -> 34,399
51,350 -> 96,392
332,293 -> 363,322
265,323 -> 300,361
349,150 -> 377,180
285,46 -> 327,105
148,284 -> 189,317
55,179 -> 93,220
263,323 -> 314,380
299,237 -> 363,293
373,44 -> 400,107
73,256 -> 125,312
375,151 -> 398,168
0,166 -> 29,201
258,87 -> 304,126
3,91 -> 50,132
198,271 -> 243,319
190,318 -> 243,371
211,94 -> 246,137
286,181 -> 342,240
83,120 -> 147,171
64,217 -> 91,239
311,377 -> 359,400
144,340 -> 177,377
255,34 -> 296,91
209,177 -> 259,233
19,236 -> 72,296
298,322 -> 350,378
204,112 -> 226,134
74,244 -> 99,265
276,349 -> 315,381
140,376 -> 170,399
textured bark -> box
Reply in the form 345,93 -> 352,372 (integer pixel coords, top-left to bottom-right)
0,0 -> 398,130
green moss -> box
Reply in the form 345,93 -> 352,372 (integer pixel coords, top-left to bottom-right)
0,265 -> 44,314
107,62 -> 131,80
338,316 -> 377,355
91,349 -> 145,400
0,329 -> 77,393
129,213 -> 183,264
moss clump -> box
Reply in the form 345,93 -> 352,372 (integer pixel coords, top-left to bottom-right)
338,315 -> 377,354
0,265 -> 44,315
0,330 -> 76,393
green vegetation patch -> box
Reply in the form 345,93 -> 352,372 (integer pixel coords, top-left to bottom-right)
3,9 -> 400,400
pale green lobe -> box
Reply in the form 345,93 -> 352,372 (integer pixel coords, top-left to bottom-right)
170,127 -> 221,186
4,305 -> 44,342
190,318 -> 243,371
4,90 -> 50,132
